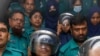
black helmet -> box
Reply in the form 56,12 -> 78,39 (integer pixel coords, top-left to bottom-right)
78,36 -> 100,56
30,29 -> 60,55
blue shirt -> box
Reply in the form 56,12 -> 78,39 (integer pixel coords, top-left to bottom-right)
59,32 -> 72,47
59,39 -> 79,56
7,29 -> 29,56
3,47 -> 23,56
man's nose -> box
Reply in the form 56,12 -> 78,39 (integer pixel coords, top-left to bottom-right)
79,30 -> 83,34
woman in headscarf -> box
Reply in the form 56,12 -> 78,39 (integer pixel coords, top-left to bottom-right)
87,6 -> 100,37
45,0 -> 59,32
57,13 -> 73,47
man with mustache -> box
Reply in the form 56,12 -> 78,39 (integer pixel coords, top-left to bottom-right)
58,14 -> 88,56
8,10 -> 29,56
0,20 -> 23,56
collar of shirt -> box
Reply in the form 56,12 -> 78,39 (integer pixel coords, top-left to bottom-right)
9,28 -> 13,34
60,38 -> 79,52
70,39 -> 79,50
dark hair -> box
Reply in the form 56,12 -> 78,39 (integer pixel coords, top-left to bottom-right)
29,9 -> 43,19
9,10 -> 25,18
69,0 -> 82,11
70,14 -> 87,27
31,52 -> 55,56
23,0 -> 27,3
23,0 -> 35,4
72,0 -> 82,5
0,20 -> 9,31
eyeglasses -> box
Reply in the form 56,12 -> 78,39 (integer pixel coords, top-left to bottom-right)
11,18 -> 24,23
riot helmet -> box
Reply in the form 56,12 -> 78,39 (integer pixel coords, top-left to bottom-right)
78,36 -> 100,56
30,29 -> 60,55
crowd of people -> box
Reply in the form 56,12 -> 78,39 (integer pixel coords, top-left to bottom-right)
0,0 -> 100,56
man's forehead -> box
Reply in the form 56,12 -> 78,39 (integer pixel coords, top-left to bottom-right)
72,21 -> 87,27
0,23 -> 7,28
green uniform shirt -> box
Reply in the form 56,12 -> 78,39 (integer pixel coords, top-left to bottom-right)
3,47 -> 23,56
7,29 -> 29,56
35,0 -> 46,15
59,0 -> 69,14
9,2 -> 24,12
24,15 -> 31,31
26,24 -> 45,37
82,0 -> 98,16
9,2 -> 31,31
59,39 -> 79,56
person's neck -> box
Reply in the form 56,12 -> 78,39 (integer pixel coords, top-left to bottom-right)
77,42 -> 83,46
0,47 -> 5,56
33,26 -> 41,31
25,12 -> 29,16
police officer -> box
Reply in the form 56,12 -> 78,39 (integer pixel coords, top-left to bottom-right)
30,29 -> 60,56
0,20 -> 23,56
78,36 -> 100,56
57,13 -> 73,46
8,10 -> 29,56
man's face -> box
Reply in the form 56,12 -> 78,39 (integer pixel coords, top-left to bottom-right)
24,0 -> 35,14
71,21 -> 87,43
0,23 -> 9,48
9,13 -> 24,30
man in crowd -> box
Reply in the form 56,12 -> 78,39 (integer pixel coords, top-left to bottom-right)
59,14 -> 88,56
8,10 -> 29,56
0,20 -> 23,56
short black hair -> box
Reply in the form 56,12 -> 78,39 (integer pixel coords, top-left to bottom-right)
23,0 -> 35,4
29,9 -> 43,19
9,10 -> 25,18
70,14 -> 87,27
0,20 -> 9,31
72,0 -> 82,5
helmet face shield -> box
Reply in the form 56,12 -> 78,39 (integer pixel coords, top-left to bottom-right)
35,35 -> 54,45
30,29 -> 59,55
78,36 -> 100,56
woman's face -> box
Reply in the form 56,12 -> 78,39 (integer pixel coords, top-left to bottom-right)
91,12 -> 100,25
61,19 -> 70,33
30,12 -> 42,27
35,44 -> 51,56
